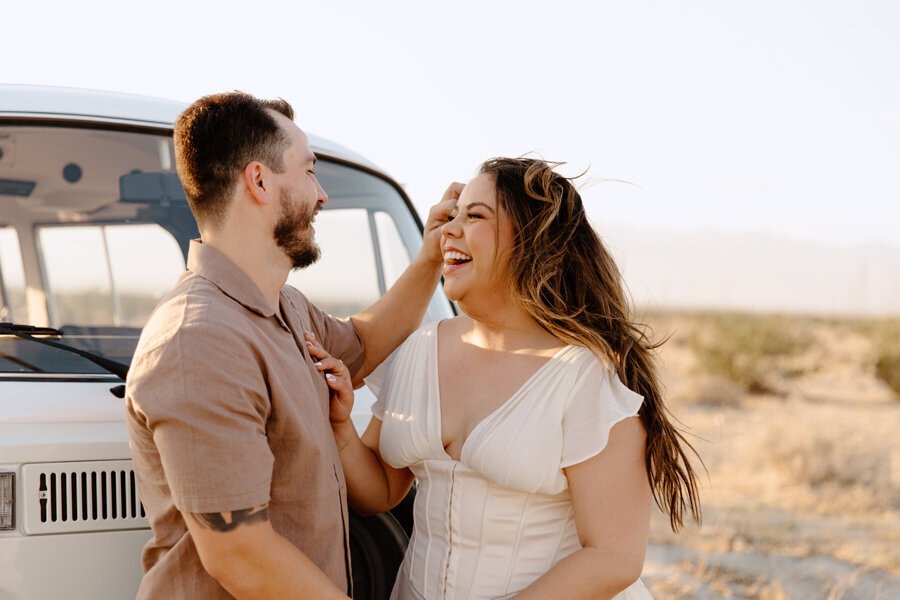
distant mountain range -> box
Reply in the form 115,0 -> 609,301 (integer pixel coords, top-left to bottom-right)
599,227 -> 900,317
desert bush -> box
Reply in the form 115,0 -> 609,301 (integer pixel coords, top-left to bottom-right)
845,317 -> 900,398
687,313 -> 811,393
870,319 -> 900,398
875,350 -> 900,397
762,422 -> 899,511
674,374 -> 745,407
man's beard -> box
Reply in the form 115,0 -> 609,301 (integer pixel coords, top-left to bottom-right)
273,188 -> 321,270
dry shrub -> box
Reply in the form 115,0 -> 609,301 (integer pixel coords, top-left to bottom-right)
875,350 -> 900,397
847,317 -> 900,398
688,313 -> 811,394
762,420 -> 898,512
674,374 -> 745,407
757,581 -> 791,600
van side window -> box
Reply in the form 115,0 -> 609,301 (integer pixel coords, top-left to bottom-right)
0,227 -> 28,323
286,209 -> 381,317
374,211 -> 411,289
38,224 -> 185,328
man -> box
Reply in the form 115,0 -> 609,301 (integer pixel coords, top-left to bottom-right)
125,91 -> 459,599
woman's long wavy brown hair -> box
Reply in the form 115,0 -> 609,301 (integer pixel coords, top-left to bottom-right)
481,157 -> 702,531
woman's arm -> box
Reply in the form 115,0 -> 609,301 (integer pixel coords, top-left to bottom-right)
306,333 -> 415,515
347,183 -> 463,385
513,417 -> 652,600
334,416 -> 416,515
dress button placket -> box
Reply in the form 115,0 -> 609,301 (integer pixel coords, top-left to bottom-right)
441,462 -> 459,599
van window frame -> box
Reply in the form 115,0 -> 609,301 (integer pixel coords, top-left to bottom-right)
0,116 -> 455,378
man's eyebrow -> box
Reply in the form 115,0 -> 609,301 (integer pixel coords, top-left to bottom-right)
304,153 -> 317,166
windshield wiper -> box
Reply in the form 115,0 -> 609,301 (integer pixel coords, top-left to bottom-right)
0,322 -> 130,380
0,323 -> 63,335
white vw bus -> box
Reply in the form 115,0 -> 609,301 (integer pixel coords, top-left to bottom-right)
0,84 -> 451,599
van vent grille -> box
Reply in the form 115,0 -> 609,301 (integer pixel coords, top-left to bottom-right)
38,470 -> 145,522
22,460 -> 149,535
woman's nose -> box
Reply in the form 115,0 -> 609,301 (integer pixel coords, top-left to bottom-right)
441,218 -> 460,237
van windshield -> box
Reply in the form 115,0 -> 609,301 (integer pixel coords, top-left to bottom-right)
0,124 -> 447,376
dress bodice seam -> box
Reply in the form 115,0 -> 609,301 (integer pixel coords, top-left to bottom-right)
431,320 -> 581,463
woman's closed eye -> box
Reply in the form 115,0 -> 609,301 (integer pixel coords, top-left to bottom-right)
446,208 -> 486,222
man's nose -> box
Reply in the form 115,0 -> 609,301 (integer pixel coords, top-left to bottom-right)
315,176 -> 328,204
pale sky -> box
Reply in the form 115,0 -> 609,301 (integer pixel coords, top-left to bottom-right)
5,0 -> 900,249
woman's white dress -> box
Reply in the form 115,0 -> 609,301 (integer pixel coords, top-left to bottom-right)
366,321 -> 654,599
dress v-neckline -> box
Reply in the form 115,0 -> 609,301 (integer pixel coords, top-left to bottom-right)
431,321 -> 576,462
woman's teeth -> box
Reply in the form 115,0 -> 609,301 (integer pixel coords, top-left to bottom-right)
443,250 -> 472,265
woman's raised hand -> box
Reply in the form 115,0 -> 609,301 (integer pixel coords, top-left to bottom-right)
305,331 -> 354,425
420,181 -> 465,266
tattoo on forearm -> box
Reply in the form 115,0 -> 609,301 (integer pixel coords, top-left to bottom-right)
190,505 -> 269,532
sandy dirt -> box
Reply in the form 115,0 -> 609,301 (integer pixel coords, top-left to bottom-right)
634,313 -> 900,599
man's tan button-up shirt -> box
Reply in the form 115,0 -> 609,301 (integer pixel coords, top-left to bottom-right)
126,240 -> 364,598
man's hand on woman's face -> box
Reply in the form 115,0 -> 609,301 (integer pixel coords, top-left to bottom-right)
305,331 -> 354,425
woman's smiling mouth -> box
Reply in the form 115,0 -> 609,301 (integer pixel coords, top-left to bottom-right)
442,249 -> 472,274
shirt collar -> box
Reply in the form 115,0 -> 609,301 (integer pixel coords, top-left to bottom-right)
186,239 -> 291,331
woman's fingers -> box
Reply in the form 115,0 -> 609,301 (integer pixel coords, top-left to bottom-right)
305,331 -> 349,378
441,181 -> 465,202
305,331 -> 355,424
420,182 -> 465,265
314,355 -> 345,374
325,372 -> 352,394
304,331 -> 330,360
429,182 -> 465,223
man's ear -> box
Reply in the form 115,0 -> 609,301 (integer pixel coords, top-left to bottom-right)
243,161 -> 270,205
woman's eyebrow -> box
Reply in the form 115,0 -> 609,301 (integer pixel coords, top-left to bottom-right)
458,201 -> 495,213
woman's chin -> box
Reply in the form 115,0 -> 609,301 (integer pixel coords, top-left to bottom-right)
444,289 -> 463,303
441,279 -> 464,302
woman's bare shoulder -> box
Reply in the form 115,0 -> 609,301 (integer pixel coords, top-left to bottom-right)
435,315 -> 471,338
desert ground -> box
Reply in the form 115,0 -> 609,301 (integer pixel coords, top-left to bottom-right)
636,312 -> 900,599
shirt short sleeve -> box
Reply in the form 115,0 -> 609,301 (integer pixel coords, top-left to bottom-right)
560,360 -> 644,468
127,322 -> 274,514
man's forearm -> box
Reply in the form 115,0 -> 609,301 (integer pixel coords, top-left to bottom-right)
349,253 -> 442,382
216,532 -> 349,600
188,508 -> 350,600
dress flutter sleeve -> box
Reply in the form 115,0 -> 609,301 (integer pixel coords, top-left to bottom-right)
561,360 -> 644,468
364,321 -> 439,421
363,347 -> 397,419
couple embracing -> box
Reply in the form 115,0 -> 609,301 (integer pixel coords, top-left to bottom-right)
126,91 -> 700,600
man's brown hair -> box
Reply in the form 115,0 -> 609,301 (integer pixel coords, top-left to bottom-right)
174,91 -> 294,227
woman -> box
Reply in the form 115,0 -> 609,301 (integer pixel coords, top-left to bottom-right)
307,157 -> 701,599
